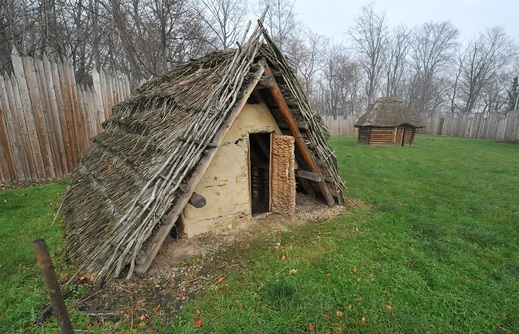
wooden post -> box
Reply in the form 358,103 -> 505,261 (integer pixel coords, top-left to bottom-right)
33,239 -> 74,334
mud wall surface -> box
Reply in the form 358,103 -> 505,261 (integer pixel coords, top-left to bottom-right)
182,100 -> 281,237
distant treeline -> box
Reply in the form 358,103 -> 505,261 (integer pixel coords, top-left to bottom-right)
1,0 -> 518,119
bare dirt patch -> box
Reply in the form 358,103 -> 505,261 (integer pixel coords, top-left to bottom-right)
150,197 -> 345,272
68,196 -> 349,330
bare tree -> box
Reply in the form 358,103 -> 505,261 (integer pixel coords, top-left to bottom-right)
317,43 -> 363,117
283,28 -> 327,99
102,0 -> 210,80
506,76 -> 519,112
382,25 -> 411,98
408,21 -> 459,115
453,27 -> 517,113
194,0 -> 248,49
257,0 -> 297,50
0,0 -> 17,70
349,2 -> 388,106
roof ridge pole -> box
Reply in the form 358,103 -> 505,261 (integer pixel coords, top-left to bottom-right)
258,5 -> 269,24
239,21 -> 252,46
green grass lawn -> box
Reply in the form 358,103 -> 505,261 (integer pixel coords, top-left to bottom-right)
1,135 -> 518,333
0,179 -> 70,332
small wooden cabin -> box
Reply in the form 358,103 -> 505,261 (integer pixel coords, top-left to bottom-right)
61,23 -> 345,281
354,97 -> 423,146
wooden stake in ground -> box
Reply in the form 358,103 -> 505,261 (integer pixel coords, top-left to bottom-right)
33,238 -> 74,334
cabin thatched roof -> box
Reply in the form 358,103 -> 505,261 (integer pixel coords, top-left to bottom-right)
62,22 -> 345,282
355,97 -> 424,128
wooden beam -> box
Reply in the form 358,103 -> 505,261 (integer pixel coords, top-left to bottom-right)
257,75 -> 275,89
297,121 -> 309,131
263,67 -> 335,206
296,170 -> 322,182
298,178 -> 316,200
279,121 -> 309,132
134,63 -> 266,274
178,183 -> 207,207
188,192 -> 206,208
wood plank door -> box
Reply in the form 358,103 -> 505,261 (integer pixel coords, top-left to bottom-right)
395,127 -> 405,146
270,133 -> 295,217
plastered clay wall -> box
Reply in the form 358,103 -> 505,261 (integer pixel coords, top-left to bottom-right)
182,100 -> 282,237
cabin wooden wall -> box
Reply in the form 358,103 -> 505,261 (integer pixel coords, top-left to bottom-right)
357,127 -> 370,144
368,127 -> 395,146
356,126 -> 417,146
403,128 -> 415,146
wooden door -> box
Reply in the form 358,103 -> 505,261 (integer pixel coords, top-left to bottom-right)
395,127 -> 405,146
270,133 -> 295,217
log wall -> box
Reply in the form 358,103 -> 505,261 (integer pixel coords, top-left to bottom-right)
368,128 -> 397,146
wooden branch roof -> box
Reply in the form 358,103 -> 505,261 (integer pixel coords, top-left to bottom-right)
62,22 -> 345,282
355,97 -> 424,128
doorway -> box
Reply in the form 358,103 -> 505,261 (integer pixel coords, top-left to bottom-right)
249,133 -> 271,215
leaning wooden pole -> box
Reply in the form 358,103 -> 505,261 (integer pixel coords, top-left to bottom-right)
33,239 -> 74,334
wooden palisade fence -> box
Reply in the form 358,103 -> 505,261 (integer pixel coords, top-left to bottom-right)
418,112 -> 519,142
323,112 -> 519,142
0,48 -> 131,183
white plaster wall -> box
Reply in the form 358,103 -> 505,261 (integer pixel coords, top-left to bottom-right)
182,100 -> 282,237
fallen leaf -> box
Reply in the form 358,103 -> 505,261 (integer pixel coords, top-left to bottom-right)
194,319 -> 202,328
154,304 -> 161,312
139,314 -> 147,321
352,267 -> 358,274
217,275 -> 225,283
195,309 -> 201,316
280,255 -> 286,261
308,322 -> 315,331
181,295 -> 187,301
360,317 -> 366,325
289,269 -> 298,275
384,304 -> 393,311
151,327 -> 157,333
336,310 -> 344,318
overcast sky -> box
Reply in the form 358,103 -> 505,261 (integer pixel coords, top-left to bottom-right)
293,0 -> 519,44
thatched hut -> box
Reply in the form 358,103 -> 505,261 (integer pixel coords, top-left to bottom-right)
354,97 -> 423,146
62,23 -> 345,281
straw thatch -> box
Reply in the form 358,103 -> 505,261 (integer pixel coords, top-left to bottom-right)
62,21 -> 345,282
355,97 -> 423,128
